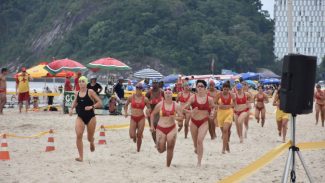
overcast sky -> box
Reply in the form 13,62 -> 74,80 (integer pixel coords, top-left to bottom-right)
261,0 -> 274,19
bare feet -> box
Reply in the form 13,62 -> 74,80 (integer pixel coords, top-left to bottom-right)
222,151 -> 226,154
178,125 -> 183,132
90,143 -> 95,152
240,137 -> 243,143
226,143 -> 230,153
194,149 -> 197,154
75,157 -> 83,162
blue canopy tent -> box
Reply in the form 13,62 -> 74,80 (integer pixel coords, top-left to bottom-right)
240,72 -> 261,80
260,78 -> 281,85
159,74 -> 179,83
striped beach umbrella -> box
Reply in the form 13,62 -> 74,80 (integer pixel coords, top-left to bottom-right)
44,58 -> 86,75
87,57 -> 131,71
134,68 -> 163,79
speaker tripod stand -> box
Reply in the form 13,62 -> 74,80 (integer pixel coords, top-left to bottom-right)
281,114 -> 313,183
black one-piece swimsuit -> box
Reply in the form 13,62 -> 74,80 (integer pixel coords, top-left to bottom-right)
76,89 -> 95,125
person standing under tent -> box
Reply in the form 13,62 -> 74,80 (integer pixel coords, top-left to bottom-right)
16,67 -> 32,113
0,68 -> 8,114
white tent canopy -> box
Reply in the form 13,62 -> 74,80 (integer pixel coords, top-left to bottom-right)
133,68 -> 163,79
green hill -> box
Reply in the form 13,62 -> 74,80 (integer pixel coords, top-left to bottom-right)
0,0 -> 276,74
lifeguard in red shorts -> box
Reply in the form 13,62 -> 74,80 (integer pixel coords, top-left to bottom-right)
16,67 -> 32,113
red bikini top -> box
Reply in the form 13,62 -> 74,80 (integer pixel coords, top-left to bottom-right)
179,92 -> 190,103
257,94 -> 264,102
220,93 -> 232,105
161,101 -> 175,117
131,95 -> 145,110
150,90 -> 162,105
315,91 -> 323,100
191,95 -> 210,111
236,93 -> 247,105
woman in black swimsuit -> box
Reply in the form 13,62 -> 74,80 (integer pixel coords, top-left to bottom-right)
69,76 -> 102,162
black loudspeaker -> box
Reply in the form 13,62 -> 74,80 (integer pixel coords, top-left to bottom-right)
280,54 -> 317,114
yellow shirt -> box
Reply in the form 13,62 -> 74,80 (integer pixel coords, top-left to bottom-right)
17,74 -> 30,93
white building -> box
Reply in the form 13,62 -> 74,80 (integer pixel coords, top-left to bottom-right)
274,0 -> 325,63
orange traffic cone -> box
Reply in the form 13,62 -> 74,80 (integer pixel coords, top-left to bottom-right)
45,129 -> 55,152
98,125 -> 107,145
0,134 -> 10,160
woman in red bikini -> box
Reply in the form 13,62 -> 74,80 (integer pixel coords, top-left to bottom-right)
254,85 -> 269,127
124,83 -> 151,152
233,83 -> 250,143
207,80 -> 219,140
146,80 -> 164,143
182,80 -> 215,167
242,81 -> 253,138
314,84 -> 325,127
150,88 -> 183,167
176,82 -> 192,138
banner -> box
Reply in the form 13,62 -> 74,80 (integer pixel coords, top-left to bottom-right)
63,91 -> 75,113
221,69 -> 234,75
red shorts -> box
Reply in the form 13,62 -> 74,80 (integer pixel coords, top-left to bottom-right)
18,92 -> 30,103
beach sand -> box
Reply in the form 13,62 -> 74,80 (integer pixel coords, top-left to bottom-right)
0,103 -> 324,183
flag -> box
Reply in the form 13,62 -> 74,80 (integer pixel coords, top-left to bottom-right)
210,58 -> 215,73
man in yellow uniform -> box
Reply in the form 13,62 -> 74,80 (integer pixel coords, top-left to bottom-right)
16,67 -> 32,113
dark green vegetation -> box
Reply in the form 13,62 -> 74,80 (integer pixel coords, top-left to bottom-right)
1,0 -> 277,74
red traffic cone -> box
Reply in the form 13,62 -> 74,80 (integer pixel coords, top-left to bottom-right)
45,129 -> 55,152
98,125 -> 107,145
0,134 -> 10,160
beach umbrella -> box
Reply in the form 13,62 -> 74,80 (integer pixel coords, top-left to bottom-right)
159,74 -> 179,83
87,57 -> 131,71
44,58 -> 86,75
133,68 -> 163,79
14,62 -> 74,78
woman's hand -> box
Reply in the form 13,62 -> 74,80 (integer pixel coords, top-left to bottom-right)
85,106 -> 94,111
69,109 -> 73,116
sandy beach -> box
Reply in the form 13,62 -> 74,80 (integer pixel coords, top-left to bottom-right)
0,103 -> 324,183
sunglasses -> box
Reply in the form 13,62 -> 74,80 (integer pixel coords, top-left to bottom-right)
197,85 -> 205,88
136,86 -> 143,90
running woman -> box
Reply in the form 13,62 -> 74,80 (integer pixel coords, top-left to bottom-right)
150,89 -> 183,167
182,80 -> 215,166
69,76 -> 102,162
216,82 -> 234,154
254,85 -> 269,127
314,84 -> 325,127
124,83 -> 151,152
273,86 -> 289,143
176,82 -> 192,138
233,83 -> 250,143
